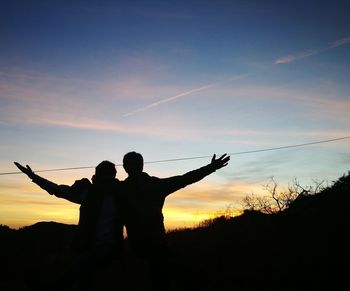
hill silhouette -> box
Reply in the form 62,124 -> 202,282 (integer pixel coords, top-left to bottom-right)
1,172 -> 349,291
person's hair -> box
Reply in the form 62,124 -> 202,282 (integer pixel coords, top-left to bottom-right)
94,160 -> 117,180
123,151 -> 143,175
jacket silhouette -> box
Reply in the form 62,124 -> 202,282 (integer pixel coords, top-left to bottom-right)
121,164 -> 221,255
120,152 -> 230,291
14,161 -> 123,291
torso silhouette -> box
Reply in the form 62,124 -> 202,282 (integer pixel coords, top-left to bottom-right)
30,174 -> 123,253
121,164 -> 217,257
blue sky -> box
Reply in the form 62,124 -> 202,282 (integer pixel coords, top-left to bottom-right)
1,0 -> 349,229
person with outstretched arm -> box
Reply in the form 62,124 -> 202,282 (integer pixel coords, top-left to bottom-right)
14,161 -> 123,291
120,152 -> 230,291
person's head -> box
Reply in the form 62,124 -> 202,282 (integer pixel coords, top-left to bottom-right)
123,151 -> 143,176
93,160 -> 117,183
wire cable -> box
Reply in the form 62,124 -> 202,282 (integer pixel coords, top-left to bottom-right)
1,135 -> 349,176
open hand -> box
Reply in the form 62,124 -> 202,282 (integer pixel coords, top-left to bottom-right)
14,162 -> 35,179
211,153 -> 230,170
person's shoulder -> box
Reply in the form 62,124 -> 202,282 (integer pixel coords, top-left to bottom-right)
143,172 -> 160,181
72,178 -> 92,189
122,172 -> 157,183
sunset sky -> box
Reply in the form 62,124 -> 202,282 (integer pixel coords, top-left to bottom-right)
1,0 -> 349,229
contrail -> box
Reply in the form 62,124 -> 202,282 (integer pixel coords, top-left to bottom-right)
330,36 -> 350,48
274,49 -> 321,65
123,74 -> 247,117
274,35 -> 350,64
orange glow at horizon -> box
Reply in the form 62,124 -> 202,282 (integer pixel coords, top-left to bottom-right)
1,178 -> 249,230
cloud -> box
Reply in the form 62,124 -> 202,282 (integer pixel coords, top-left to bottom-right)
29,117 -> 196,140
3,77 -> 349,144
123,75 -> 247,117
123,83 -> 217,117
274,35 -> 350,64
35,118 -> 130,133
2,64 -> 349,145
330,36 -> 350,48
2,66 -> 349,141
274,49 -> 320,64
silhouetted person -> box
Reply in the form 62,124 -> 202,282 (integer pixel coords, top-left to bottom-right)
121,152 -> 230,291
14,161 -> 123,291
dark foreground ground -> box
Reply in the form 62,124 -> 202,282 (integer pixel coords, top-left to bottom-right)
1,173 -> 349,291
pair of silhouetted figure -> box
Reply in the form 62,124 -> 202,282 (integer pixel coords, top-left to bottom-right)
15,152 -> 230,291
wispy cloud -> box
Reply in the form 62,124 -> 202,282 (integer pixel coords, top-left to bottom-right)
3,74 -> 349,139
29,117 -> 177,138
330,36 -> 350,48
123,75 -> 247,117
28,116 -> 215,141
274,49 -> 320,64
123,83 -> 216,117
274,35 -> 350,64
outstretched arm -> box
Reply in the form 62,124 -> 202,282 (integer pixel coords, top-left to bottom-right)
14,162 -> 36,179
209,153 -> 230,170
159,153 -> 230,196
14,162 -> 89,204
14,162 -> 61,195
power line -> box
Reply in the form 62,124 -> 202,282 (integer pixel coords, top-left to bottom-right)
1,136 -> 349,176
144,136 -> 350,163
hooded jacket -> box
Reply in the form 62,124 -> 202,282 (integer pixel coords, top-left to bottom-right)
31,174 -> 123,253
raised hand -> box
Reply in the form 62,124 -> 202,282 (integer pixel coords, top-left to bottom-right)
14,162 -> 36,179
210,153 -> 230,170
